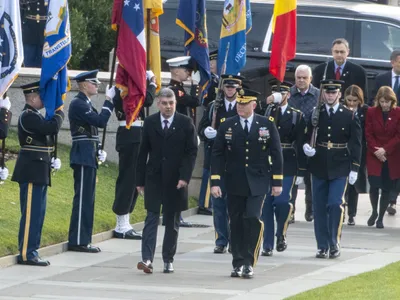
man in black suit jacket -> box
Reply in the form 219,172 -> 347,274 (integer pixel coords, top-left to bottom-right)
312,38 -> 368,102
136,88 -> 198,275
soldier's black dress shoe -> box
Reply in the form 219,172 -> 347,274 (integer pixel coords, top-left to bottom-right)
242,265 -> 254,279
316,249 -> 328,259
367,213 -> 378,226
137,260 -> 153,274
68,244 -> 101,253
276,236 -> 287,252
214,245 -> 227,254
305,211 -> 313,222
376,220 -> 384,229
387,204 -> 396,216
230,266 -> 243,277
261,249 -> 273,256
347,216 -> 355,226
228,244 -> 232,253
198,207 -> 212,216
163,262 -> 174,273
17,256 -> 50,267
113,229 -> 142,240
329,246 -> 341,259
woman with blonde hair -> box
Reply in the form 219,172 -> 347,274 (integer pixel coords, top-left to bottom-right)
365,86 -> 400,228
343,85 -> 369,226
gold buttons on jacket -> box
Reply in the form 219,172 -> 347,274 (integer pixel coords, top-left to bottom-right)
245,164 -> 248,167
246,149 -> 249,152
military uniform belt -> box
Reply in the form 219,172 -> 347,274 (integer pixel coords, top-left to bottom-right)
119,120 -> 144,127
318,142 -> 347,149
72,135 -> 99,142
25,15 -> 47,21
281,143 -> 294,149
21,145 -> 54,153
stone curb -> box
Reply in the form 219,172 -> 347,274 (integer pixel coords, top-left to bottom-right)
0,207 -> 199,269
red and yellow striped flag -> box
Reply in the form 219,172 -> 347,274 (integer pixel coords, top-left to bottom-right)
269,0 -> 297,82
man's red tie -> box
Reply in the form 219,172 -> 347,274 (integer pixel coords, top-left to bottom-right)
335,67 -> 341,80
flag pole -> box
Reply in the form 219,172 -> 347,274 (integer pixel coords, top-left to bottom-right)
145,8 -> 151,118
0,92 -> 7,184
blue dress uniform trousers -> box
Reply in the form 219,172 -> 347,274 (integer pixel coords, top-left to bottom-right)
18,183 -> 47,261
198,144 -> 212,209
262,176 -> 295,250
142,211 -> 180,263
312,175 -> 347,250
68,165 -> 97,246
212,178 -> 229,247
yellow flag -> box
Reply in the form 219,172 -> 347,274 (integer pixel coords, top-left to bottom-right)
144,0 -> 163,92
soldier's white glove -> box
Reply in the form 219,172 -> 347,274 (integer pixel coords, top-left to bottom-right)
295,176 -> 304,185
0,167 -> 9,180
0,97 -> 11,110
303,143 -> 316,157
146,70 -> 155,80
98,150 -> 107,163
349,171 -> 358,185
204,126 -> 217,139
272,92 -> 283,104
106,85 -> 116,100
51,157 -> 61,170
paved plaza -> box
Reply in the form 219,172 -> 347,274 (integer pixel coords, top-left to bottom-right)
1,191 -> 400,300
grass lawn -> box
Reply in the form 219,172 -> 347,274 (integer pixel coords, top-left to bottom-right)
0,130 -> 197,258
286,261 -> 400,300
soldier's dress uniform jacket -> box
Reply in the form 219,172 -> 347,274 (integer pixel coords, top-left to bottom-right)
11,104 -> 64,262
211,114 -> 283,269
202,73 -> 219,107
68,91 -> 114,247
168,79 -> 200,118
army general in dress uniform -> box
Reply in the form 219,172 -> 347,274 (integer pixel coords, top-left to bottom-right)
11,81 -> 64,266
262,81 -> 307,257
303,80 -> 362,259
211,88 -> 283,279
67,70 -> 115,253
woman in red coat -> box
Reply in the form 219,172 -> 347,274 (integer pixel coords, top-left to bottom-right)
365,86 -> 400,229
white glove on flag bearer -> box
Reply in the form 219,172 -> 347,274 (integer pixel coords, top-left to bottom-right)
349,171 -> 358,185
51,157 -> 61,170
0,167 -> 9,181
98,150 -> 107,163
204,126 -> 217,139
303,143 -> 316,157
0,97 -> 11,110
295,177 -> 304,185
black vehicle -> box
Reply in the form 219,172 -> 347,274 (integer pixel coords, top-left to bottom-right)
160,0 -> 400,99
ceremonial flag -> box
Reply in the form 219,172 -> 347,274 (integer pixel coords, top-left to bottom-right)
144,0 -> 163,92
112,0 -> 147,129
269,0 -> 297,82
176,0 -> 210,99
0,0 -> 24,98
217,0 -> 252,75
40,0 -> 71,119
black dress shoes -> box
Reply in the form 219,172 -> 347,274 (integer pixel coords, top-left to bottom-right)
214,245 -> 227,254
376,220 -> 384,229
228,244 -> 232,253
68,244 -> 101,253
163,262 -> 174,273
17,256 -> 50,267
347,216 -> 355,226
242,265 -> 254,279
305,211 -> 314,222
198,207 -> 212,216
329,245 -> 341,259
367,213 -> 378,226
137,260 -> 153,274
230,266 -> 243,277
276,236 -> 287,252
316,249 -> 328,259
261,249 -> 273,256
387,204 -> 397,216
113,229 -> 142,240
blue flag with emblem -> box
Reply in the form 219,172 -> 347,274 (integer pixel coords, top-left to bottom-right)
217,0 -> 252,75
176,0 -> 210,99
40,0 -> 71,119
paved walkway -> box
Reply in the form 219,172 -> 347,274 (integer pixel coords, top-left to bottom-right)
1,191 -> 400,300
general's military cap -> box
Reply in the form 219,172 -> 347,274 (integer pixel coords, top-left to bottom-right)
236,88 -> 260,104
72,69 -> 101,84
221,74 -> 244,87
20,81 -> 40,94
209,49 -> 218,61
166,56 -> 194,70
270,80 -> 293,93
320,79 -> 344,91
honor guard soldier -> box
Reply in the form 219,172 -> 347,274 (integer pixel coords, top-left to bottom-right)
67,70 -> 115,253
202,50 -> 219,107
303,80 -> 361,259
167,56 -> 200,120
198,74 -> 243,253
211,88 -> 283,279
11,81 -> 64,266
20,0 -> 47,67
261,81 -> 307,256
112,70 -> 156,240
0,96 -> 12,181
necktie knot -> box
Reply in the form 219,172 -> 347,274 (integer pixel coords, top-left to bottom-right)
163,120 -> 169,133
244,119 -> 249,135
329,107 -> 334,115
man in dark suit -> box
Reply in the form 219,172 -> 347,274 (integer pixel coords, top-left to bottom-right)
371,50 -> 400,215
136,87 -> 198,274
211,88 -> 283,279
312,38 -> 368,102
11,81 -> 64,266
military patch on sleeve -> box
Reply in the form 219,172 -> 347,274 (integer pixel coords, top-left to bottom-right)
269,116 -> 274,122
220,118 -> 226,123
